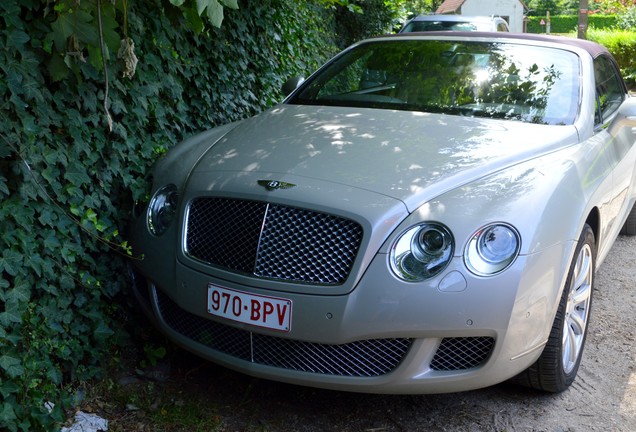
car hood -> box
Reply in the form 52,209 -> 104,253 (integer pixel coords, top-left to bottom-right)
191,104 -> 579,212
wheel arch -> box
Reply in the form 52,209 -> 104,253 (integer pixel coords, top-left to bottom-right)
585,207 -> 600,247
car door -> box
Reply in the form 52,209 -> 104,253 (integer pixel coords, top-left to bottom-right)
593,54 -> 635,256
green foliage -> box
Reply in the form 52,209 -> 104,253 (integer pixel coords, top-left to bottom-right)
526,14 -> 619,33
333,0 -> 400,48
587,28 -> 636,87
400,0 -> 444,14
617,7 -> 636,30
527,0 -> 635,15
169,0 -> 239,28
42,0 -> 121,80
526,0 -> 562,16
317,0 -> 364,13
0,0 -> 338,429
590,0 -> 636,14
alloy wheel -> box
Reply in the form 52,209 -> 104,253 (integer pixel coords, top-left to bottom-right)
562,243 -> 593,374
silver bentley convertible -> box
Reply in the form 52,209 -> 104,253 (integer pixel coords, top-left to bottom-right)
129,32 -> 636,394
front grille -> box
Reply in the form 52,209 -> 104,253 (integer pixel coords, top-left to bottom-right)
155,288 -> 412,377
185,198 -> 363,285
430,337 -> 495,371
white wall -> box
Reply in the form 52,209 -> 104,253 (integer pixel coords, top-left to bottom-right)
460,0 -> 526,32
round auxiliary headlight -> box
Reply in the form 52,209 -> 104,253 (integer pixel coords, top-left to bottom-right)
147,184 -> 179,236
465,223 -> 520,276
391,223 -> 454,282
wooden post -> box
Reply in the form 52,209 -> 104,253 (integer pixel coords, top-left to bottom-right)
578,0 -> 589,39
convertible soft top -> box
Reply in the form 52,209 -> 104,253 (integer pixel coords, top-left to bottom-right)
389,31 -> 610,59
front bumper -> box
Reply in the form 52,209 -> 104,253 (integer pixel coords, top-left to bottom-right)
130,239 -> 570,394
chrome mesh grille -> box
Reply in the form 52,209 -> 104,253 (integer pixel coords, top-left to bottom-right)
185,198 -> 266,274
185,198 -> 363,285
155,288 -> 412,377
430,337 -> 495,371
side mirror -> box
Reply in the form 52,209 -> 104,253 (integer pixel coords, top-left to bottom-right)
282,76 -> 305,97
611,96 -> 636,126
608,96 -> 636,144
619,96 -> 636,118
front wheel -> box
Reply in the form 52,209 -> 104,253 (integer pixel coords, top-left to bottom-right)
515,224 -> 595,392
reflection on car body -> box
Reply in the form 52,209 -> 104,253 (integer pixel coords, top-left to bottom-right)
130,32 -> 636,394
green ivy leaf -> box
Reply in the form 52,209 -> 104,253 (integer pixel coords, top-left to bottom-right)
0,2 -> 22,29
6,279 -> 30,303
0,379 -> 20,399
64,162 -> 91,187
100,3 -> 120,53
47,54 -> 69,82
184,6 -> 205,34
38,208 -> 57,227
0,301 -> 25,328
87,44 -> 108,71
169,0 -> 186,5
7,30 -> 30,48
0,249 -> 22,277
195,0 -> 207,15
50,15 -> 72,51
69,11 -> 99,46
48,367 -> 63,385
206,0 -> 224,27
0,177 -> 8,197
195,0 -> 224,27
43,232 -> 62,251
0,310 -> 21,326
0,355 -> 25,379
0,401 -> 17,425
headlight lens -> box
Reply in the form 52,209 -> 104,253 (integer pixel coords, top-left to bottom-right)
390,223 -> 454,281
147,184 -> 179,236
465,223 -> 520,276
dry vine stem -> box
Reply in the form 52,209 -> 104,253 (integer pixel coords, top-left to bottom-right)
96,0 -> 113,132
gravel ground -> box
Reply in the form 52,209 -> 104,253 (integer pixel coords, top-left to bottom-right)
131,235 -> 635,431
108,234 -> 636,432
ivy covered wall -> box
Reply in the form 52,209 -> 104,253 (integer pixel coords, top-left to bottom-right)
0,0 -> 346,429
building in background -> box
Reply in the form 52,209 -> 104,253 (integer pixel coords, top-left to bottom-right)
436,0 -> 528,32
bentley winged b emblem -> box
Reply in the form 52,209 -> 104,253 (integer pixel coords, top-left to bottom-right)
257,180 -> 297,191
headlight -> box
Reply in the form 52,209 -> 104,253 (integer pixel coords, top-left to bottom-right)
465,223 -> 520,276
390,223 -> 454,282
147,184 -> 179,236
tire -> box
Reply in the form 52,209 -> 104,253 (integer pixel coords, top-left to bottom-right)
515,224 -> 595,392
620,203 -> 636,236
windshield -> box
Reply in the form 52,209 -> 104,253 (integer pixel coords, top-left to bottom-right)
289,40 -> 581,125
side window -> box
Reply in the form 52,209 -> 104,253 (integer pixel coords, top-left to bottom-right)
594,55 -> 626,125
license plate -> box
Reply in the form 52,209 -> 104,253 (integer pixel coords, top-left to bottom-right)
207,284 -> 292,332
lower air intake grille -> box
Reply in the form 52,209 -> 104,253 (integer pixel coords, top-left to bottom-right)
184,197 -> 363,285
155,288 -> 412,377
430,337 -> 495,371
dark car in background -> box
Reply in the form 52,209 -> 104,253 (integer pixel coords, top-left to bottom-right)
400,14 -> 510,32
